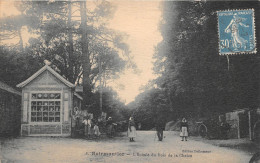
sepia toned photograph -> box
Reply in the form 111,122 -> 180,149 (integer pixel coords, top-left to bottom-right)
0,0 -> 259,162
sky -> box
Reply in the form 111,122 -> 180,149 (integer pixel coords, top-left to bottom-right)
107,1 -> 162,104
0,1 -> 163,104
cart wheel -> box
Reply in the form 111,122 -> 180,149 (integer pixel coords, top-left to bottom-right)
198,124 -> 207,138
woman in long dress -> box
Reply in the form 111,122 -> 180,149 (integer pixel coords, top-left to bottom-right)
128,117 -> 136,142
93,122 -> 100,138
180,118 -> 188,141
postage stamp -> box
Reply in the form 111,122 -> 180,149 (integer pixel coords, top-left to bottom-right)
217,9 -> 256,55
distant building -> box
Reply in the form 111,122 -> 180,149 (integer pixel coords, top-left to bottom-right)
17,64 -> 82,136
0,81 -> 21,137
225,108 -> 260,140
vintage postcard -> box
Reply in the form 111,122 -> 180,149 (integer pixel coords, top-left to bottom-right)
0,1 -> 259,163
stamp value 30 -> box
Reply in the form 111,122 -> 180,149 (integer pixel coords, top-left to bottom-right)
217,9 -> 256,55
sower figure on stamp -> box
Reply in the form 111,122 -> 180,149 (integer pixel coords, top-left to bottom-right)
225,13 -> 249,50
180,118 -> 188,141
155,116 -> 165,141
128,117 -> 137,142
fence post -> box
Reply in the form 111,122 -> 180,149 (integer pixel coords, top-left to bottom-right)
237,115 -> 240,139
248,111 -> 252,140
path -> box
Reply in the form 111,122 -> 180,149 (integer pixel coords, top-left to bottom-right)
0,131 -> 252,163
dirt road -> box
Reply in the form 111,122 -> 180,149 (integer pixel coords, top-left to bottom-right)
0,131 -> 252,163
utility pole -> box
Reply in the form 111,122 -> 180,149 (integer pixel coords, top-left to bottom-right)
98,51 -> 103,114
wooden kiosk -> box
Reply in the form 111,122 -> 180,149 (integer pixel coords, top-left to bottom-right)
17,64 -> 82,136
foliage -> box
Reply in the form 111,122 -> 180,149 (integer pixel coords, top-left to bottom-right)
0,1 -> 134,116
0,1 -> 132,86
0,46 -> 43,87
153,1 -> 260,118
129,88 -> 171,130
88,87 -> 130,122
130,1 -> 260,128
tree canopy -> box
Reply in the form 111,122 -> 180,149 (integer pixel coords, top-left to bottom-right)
0,1 -> 133,117
130,1 -> 260,125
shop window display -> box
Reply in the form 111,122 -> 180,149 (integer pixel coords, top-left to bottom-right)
31,93 -> 61,122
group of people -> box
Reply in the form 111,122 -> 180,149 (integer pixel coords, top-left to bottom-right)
82,115 -> 189,142
127,116 -> 189,142
82,116 -> 117,139
155,117 -> 189,142
82,117 -> 101,139
106,117 -> 116,137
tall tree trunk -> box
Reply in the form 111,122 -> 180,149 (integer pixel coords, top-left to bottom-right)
67,1 -> 74,83
98,52 -> 103,114
80,1 -> 92,109
18,28 -> 23,52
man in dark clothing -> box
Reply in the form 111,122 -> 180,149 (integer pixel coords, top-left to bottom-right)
219,121 -> 230,139
155,118 -> 165,141
106,117 -> 113,137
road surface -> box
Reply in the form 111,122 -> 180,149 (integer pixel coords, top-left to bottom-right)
0,131 -> 252,163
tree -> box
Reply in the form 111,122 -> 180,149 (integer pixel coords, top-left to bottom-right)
89,87 -> 128,122
79,1 -> 91,107
0,46 -> 43,87
0,1 -> 133,112
153,1 -> 260,119
128,88 -> 171,130
0,1 -> 42,51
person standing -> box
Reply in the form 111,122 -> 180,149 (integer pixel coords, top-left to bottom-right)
93,121 -> 101,138
137,122 -> 142,130
219,121 -> 230,140
128,117 -> 136,142
106,117 -> 113,137
82,116 -> 91,139
180,118 -> 188,141
155,117 -> 165,141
